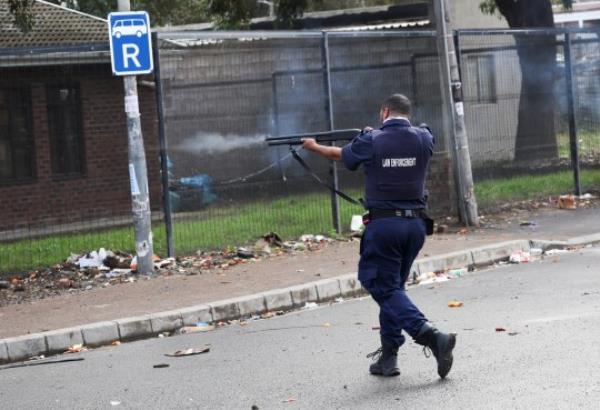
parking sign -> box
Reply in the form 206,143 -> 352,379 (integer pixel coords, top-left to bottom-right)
108,11 -> 153,75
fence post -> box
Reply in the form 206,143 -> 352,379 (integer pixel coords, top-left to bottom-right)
433,0 -> 479,226
564,31 -> 582,196
151,32 -> 174,258
321,31 -> 342,234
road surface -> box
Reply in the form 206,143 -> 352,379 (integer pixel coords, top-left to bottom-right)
1,247 -> 599,409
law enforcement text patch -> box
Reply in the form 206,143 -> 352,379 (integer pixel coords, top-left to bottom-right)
381,158 -> 416,167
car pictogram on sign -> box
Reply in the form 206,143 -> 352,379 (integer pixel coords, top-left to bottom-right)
112,18 -> 148,38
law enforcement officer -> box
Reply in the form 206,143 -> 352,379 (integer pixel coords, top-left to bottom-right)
302,94 -> 456,379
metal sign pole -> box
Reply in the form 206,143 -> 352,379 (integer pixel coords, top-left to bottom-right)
117,0 -> 154,274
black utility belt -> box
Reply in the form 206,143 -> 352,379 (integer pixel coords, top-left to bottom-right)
363,209 -> 434,236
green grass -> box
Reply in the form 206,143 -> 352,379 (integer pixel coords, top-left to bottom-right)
0,191 -> 364,273
557,129 -> 600,158
3,167 -> 600,273
475,168 -> 600,209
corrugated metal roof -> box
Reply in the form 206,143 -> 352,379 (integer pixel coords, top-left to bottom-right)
0,0 -> 107,49
328,20 -> 430,31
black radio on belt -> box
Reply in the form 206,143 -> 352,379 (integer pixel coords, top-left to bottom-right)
362,209 -> 434,236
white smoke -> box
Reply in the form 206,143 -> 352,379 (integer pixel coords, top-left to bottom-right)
173,132 -> 271,154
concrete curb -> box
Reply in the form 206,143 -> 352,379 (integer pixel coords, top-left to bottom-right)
1,234 -> 597,365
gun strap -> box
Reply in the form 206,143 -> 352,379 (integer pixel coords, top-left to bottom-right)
290,148 -> 363,206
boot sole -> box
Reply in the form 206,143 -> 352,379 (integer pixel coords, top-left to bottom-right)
437,333 -> 457,379
370,368 -> 400,377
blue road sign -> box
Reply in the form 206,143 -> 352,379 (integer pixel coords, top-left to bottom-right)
108,11 -> 153,76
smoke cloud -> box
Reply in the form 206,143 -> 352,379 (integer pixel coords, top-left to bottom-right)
173,132 -> 271,155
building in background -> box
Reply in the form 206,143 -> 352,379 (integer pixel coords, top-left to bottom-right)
0,0 -> 160,234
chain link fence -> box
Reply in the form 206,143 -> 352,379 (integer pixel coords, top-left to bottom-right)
456,28 -> 600,210
2,27 -> 599,272
157,30 -> 447,258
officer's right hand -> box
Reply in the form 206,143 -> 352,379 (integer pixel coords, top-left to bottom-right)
362,126 -> 373,133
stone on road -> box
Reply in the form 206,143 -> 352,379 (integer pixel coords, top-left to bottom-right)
1,248 -> 599,409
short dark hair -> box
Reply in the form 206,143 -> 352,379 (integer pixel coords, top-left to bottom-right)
382,94 -> 411,116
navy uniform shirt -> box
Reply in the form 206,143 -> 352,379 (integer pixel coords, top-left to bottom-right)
341,118 -> 435,210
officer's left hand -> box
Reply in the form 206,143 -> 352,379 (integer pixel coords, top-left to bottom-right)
302,138 -> 319,152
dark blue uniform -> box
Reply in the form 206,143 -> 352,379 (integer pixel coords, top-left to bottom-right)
341,118 -> 435,348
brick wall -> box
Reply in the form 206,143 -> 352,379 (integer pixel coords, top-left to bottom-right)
0,65 -> 161,231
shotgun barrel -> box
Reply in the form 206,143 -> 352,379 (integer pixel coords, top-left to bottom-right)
266,128 -> 361,146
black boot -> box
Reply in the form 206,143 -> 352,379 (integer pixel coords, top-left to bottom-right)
367,338 -> 400,377
415,323 -> 457,379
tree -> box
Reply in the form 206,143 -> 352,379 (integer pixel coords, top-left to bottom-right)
480,0 -> 572,162
7,0 -> 210,31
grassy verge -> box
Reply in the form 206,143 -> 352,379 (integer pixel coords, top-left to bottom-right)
475,168 -> 600,209
3,168 -> 600,273
557,129 -> 600,158
0,191 -> 364,272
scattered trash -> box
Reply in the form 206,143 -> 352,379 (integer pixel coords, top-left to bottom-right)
558,195 -> 576,209
519,221 -> 536,227
77,248 -> 110,269
509,251 -> 531,264
322,322 -> 331,327
237,247 -> 255,259
417,272 -> 450,285
165,347 -> 210,357
66,344 -> 87,353
350,215 -> 364,232
110,400 -> 121,407
0,357 -> 84,371
508,332 -> 519,336
1,231 -> 340,307
178,322 -> 216,334
372,326 -> 381,330
447,300 -> 464,308
282,398 -> 297,403
261,311 -> 280,319
495,327 -> 506,332
436,224 -> 449,234
131,254 -> 161,271
296,269 -> 305,273
334,297 -> 344,303
447,268 -> 467,279
530,248 -> 543,257
544,249 -> 570,256
302,302 -> 318,310
457,228 -> 468,235
251,405 -> 259,410
579,193 -> 596,200
153,363 -> 170,368
155,258 -> 176,269
112,341 -> 121,346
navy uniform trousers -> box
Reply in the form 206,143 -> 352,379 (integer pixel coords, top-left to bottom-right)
359,216 -> 427,347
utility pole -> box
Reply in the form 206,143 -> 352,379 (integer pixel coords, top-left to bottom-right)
117,0 -> 154,274
432,0 -> 479,226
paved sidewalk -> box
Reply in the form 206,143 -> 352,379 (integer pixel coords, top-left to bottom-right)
0,205 -> 598,341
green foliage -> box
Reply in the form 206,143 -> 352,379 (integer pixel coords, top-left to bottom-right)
480,0 -> 572,17
206,0 -> 258,29
275,0 -> 309,28
8,0 -> 35,32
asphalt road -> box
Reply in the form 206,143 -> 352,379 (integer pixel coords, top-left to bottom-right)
1,247 -> 600,410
